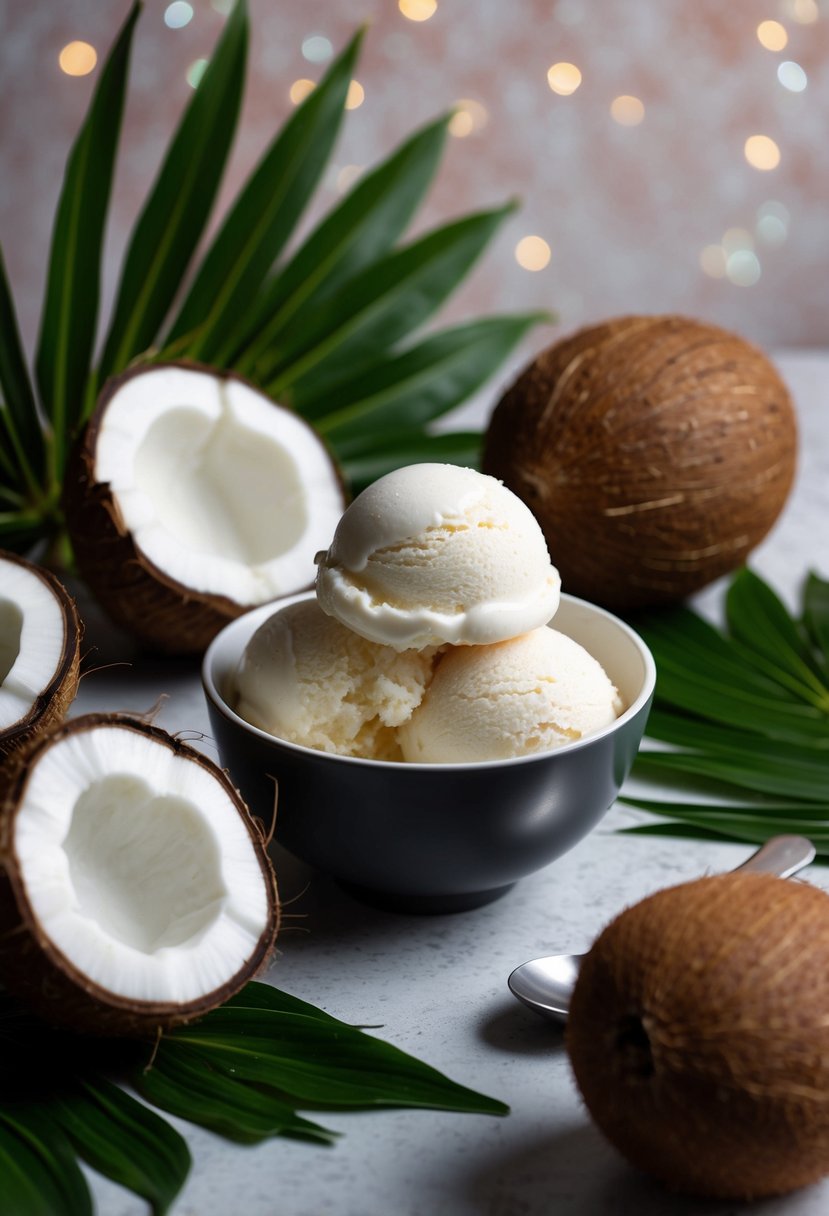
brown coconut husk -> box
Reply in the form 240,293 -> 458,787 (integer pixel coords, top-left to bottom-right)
63,362 -> 348,655
483,315 -> 797,609
0,713 -> 280,1038
567,872 -> 829,1199
0,551 -> 81,772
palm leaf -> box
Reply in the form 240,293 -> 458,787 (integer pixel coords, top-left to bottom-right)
804,571 -> 829,666
623,566 -> 829,852
97,0 -> 248,383
302,313 -> 547,436
52,1079 -> 190,1216
137,1049 -> 337,1145
165,1005 -> 508,1114
229,113 -> 451,371
168,30 -> 362,361
0,1109 -> 92,1216
0,511 -> 47,553
339,430 -> 483,494
726,567 -> 829,708
0,247 -> 45,498
34,3 -> 138,473
260,203 -> 517,395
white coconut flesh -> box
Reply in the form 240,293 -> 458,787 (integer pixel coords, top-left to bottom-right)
0,559 -> 67,731
94,365 -> 344,606
13,723 -> 271,1004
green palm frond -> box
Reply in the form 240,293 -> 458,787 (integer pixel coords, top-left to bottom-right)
621,568 -> 829,857
0,2 -> 547,560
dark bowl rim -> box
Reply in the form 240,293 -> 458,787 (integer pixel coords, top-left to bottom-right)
201,590 -> 656,773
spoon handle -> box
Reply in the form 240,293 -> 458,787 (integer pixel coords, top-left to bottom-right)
735,834 -> 816,879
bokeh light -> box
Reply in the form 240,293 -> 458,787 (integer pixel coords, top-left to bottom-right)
186,58 -> 208,88
164,2 -> 194,29
449,99 -> 488,137
756,200 -> 790,246
777,60 -> 807,91
744,134 -> 781,171
721,227 -> 754,253
783,0 -> 819,22
756,20 -> 788,50
289,78 -> 316,105
336,164 -> 363,193
610,95 -> 645,126
700,246 -> 727,278
515,236 -> 552,271
346,80 -> 365,110
302,35 -> 333,63
547,62 -> 582,95
726,250 -> 762,286
399,0 -> 438,21
59,41 -> 97,76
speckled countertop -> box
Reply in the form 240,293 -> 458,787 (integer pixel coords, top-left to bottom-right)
75,351 -> 829,1216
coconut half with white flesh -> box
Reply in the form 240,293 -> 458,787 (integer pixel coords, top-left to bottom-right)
0,550 -> 81,771
64,363 -> 347,654
0,713 -> 279,1037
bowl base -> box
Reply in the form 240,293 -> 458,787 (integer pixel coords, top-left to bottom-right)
339,881 -> 515,915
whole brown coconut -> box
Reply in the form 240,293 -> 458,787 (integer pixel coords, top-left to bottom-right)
482,316 -> 797,609
567,872 -> 829,1200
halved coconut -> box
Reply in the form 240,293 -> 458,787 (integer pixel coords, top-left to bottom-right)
64,363 -> 347,654
0,713 -> 279,1037
0,550 -> 81,770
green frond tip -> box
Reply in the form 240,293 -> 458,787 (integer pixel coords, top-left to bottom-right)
621,565 -> 829,855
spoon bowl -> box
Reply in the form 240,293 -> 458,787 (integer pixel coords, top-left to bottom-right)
508,835 -> 816,1022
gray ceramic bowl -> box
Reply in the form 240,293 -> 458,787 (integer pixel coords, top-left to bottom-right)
202,592 -> 655,913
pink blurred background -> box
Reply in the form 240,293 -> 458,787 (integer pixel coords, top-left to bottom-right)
2,0 -> 826,396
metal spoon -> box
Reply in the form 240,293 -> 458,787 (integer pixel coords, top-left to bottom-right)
508,835 -> 816,1024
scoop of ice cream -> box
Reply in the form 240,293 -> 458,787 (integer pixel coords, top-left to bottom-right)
315,463 -> 560,651
398,627 -> 624,763
235,598 -> 436,760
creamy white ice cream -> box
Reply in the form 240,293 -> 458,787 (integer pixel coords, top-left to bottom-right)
315,463 -> 560,651
235,599 -> 437,760
398,627 -> 623,764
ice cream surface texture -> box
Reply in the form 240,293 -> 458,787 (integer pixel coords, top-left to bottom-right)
398,627 -> 624,764
235,599 -> 436,761
315,463 -> 561,651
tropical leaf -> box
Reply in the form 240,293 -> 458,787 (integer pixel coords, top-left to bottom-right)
0,1108 -> 92,1216
804,571 -> 829,666
97,0 -> 248,384
168,30 -> 362,361
34,4 -> 138,473
229,113 -> 451,371
260,203 -> 517,395
0,511 -> 46,553
224,980 -> 344,1023
301,313 -> 547,435
137,1049 -> 337,1146
52,1079 -> 190,1216
623,566 -> 829,854
164,1005 -> 508,1114
0,248 -> 45,498
726,567 -> 829,708
339,430 -> 483,494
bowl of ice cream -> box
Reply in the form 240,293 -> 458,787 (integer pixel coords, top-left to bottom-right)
202,465 -> 656,912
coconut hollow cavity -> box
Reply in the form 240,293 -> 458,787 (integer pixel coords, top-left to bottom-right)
0,550 -> 81,771
0,714 -> 279,1037
64,363 -> 347,654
